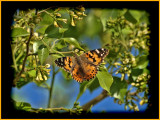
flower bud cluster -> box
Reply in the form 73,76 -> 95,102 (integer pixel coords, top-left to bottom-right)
106,16 -> 127,29
129,23 -> 150,50
72,102 -> 83,114
114,52 -> 136,80
69,6 -> 87,26
36,64 -> 51,81
131,73 -> 150,92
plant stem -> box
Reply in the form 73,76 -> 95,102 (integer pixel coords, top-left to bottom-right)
47,66 -> 56,108
82,90 -> 109,111
13,28 -> 34,86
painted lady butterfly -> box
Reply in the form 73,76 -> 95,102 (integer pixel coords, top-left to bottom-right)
55,48 -> 109,82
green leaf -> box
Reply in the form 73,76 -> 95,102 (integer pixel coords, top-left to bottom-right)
129,10 -> 142,22
76,79 -> 95,101
28,70 -> 36,77
97,68 -> 113,93
39,12 -> 53,25
54,39 -> 67,49
33,42 -> 39,53
62,38 -> 85,51
135,55 -> 149,69
11,28 -> 29,37
124,10 -> 137,24
131,68 -> 143,80
45,24 -> 62,38
35,25 -> 49,34
16,78 -> 32,89
15,102 -> 31,111
59,28 -> 68,33
110,77 -> 127,102
107,49 -> 119,59
38,45 -> 49,65
88,78 -> 100,93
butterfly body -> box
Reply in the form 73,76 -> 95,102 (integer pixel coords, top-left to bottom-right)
55,48 -> 109,82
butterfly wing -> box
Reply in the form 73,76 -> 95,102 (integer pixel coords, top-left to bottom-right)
82,63 -> 98,81
71,64 -> 84,82
82,48 -> 109,65
55,48 -> 109,83
55,57 -> 73,72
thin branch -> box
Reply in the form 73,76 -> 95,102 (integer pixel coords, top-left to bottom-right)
30,107 -> 71,113
82,90 -> 109,111
13,28 -> 34,86
37,6 -> 56,14
48,66 -> 56,108
28,51 -> 74,56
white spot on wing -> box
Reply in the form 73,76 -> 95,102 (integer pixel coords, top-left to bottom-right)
95,49 -> 100,54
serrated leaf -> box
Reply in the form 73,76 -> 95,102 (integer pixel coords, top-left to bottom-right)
45,24 -> 61,38
38,45 -> 49,65
110,77 -> 127,102
11,28 -> 29,37
97,68 -> 113,93
62,38 -> 85,51
28,70 -> 36,77
124,10 -> 137,24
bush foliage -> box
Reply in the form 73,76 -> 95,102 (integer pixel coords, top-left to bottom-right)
11,6 -> 150,114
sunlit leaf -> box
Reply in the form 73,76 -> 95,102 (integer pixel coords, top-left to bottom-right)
97,68 -> 113,93
11,28 -> 29,37
15,101 -> 31,111
38,45 -> 49,65
59,28 -> 68,33
62,38 -> 85,51
33,42 -> 39,53
28,70 -> 36,77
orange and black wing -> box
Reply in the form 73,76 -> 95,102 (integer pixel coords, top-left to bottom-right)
83,48 -> 109,65
71,64 -> 84,83
71,62 -> 98,82
55,57 -> 73,73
